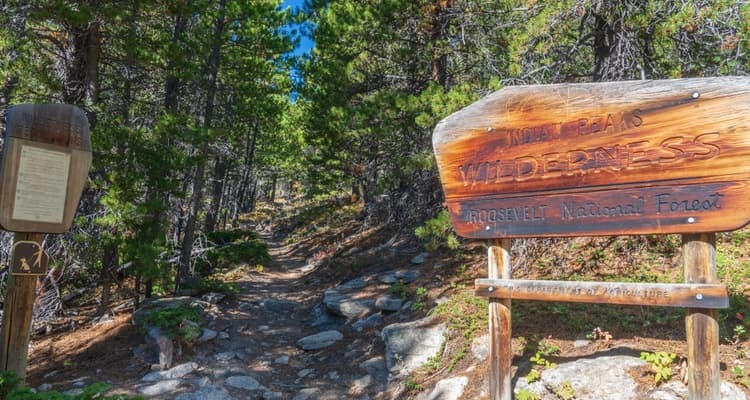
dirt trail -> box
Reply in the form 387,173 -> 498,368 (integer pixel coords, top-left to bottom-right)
27,231 -> 368,399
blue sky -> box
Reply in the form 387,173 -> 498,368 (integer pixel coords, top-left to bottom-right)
280,0 -> 314,57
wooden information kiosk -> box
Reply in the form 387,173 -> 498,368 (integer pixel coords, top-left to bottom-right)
433,77 -> 750,400
0,104 -> 91,380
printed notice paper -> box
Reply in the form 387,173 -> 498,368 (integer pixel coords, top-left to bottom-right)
12,145 -> 71,224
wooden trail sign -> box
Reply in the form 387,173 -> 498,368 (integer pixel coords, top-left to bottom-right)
433,77 -> 750,238
0,104 -> 92,233
0,104 -> 91,382
431,78 -> 741,400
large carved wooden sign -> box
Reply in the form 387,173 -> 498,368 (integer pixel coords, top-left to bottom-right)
433,77 -> 750,238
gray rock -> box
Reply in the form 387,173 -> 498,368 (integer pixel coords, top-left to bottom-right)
219,331 -> 230,340
263,299 -> 301,315
263,390 -> 284,399
359,357 -> 388,387
377,269 -> 421,284
293,388 -> 320,400
574,339 -> 591,348
323,289 -> 377,319
471,334 -> 489,362
352,313 -> 384,332
375,295 -> 403,312
298,264 -> 316,273
238,302 -> 254,311
179,319 -> 202,342
175,384 -> 233,400
37,383 -> 53,392
202,292 -> 226,304
138,379 -> 182,396
215,351 -> 237,361
274,355 -> 290,364
297,330 -> 344,350
225,375 -> 262,391
199,328 -> 218,342
298,368 -> 315,378
416,376 -> 468,400
147,327 -> 174,370
327,371 -> 340,380
648,381 -> 748,400
410,253 -> 428,265
381,317 -> 446,376
515,355 -> 647,400
142,362 -> 198,382
310,303 -> 346,330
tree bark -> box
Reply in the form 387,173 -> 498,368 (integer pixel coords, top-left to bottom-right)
97,241 -> 118,317
177,0 -> 227,291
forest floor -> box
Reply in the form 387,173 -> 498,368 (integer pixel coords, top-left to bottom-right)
18,199 -> 750,399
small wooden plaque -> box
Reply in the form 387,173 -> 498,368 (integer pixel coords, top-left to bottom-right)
10,241 -> 49,276
433,77 -> 750,238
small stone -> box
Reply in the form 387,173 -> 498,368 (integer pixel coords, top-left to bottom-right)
238,302 -> 254,311
258,325 -> 270,331
263,390 -> 283,399
274,355 -> 290,365
328,371 -> 340,380
352,313 -> 384,332
263,299 -> 301,315
175,384 -> 233,400
219,331 -> 230,340
573,339 -> 591,348
293,388 -> 320,400
63,388 -> 84,396
199,328 -> 218,342
142,362 -> 198,382
225,375 -> 262,391
415,376 -> 468,400
377,269 -> 421,284
297,330 -> 343,350
375,295 -> 403,312
202,292 -> 226,304
410,253 -> 428,265
471,334 -> 489,362
138,379 -> 182,396
37,383 -> 53,392
215,351 -> 237,361
298,368 -> 314,378
42,370 -> 58,379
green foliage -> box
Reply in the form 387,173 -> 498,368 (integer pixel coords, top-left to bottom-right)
640,351 -> 677,384
411,286 -> 428,311
415,210 -> 460,253
143,305 -> 204,340
201,241 -> 270,271
555,381 -> 576,400
517,388 -> 541,400
431,289 -> 488,341
530,340 -> 561,369
206,230 -> 259,245
526,369 -> 542,383
197,277 -> 240,295
389,280 -> 410,299
0,370 -> 143,399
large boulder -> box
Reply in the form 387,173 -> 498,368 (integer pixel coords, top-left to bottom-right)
381,317 -> 447,377
297,330 -> 344,350
416,376 -> 468,400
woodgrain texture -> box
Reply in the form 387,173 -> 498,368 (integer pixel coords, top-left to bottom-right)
683,233 -> 720,400
0,104 -> 92,233
475,279 -> 728,309
488,239 -> 512,400
0,232 -> 44,381
432,78 -> 750,238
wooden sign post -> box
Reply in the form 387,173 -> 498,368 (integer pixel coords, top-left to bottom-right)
0,104 -> 91,380
432,77 -> 750,400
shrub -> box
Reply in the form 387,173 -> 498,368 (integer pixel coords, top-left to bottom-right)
143,304 -> 204,340
0,370 -> 143,399
415,210 -> 460,252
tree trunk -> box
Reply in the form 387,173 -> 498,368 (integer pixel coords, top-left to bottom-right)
97,241 -> 118,317
204,157 -> 228,233
177,0 -> 227,291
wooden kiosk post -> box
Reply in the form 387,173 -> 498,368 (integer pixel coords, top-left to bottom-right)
0,104 -> 91,380
432,77 -> 750,400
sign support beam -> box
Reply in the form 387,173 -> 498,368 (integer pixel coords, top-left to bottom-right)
0,232 -> 44,380
488,239 -> 512,400
683,233 -> 721,400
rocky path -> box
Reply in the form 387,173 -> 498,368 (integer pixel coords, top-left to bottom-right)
136,233 -> 393,400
